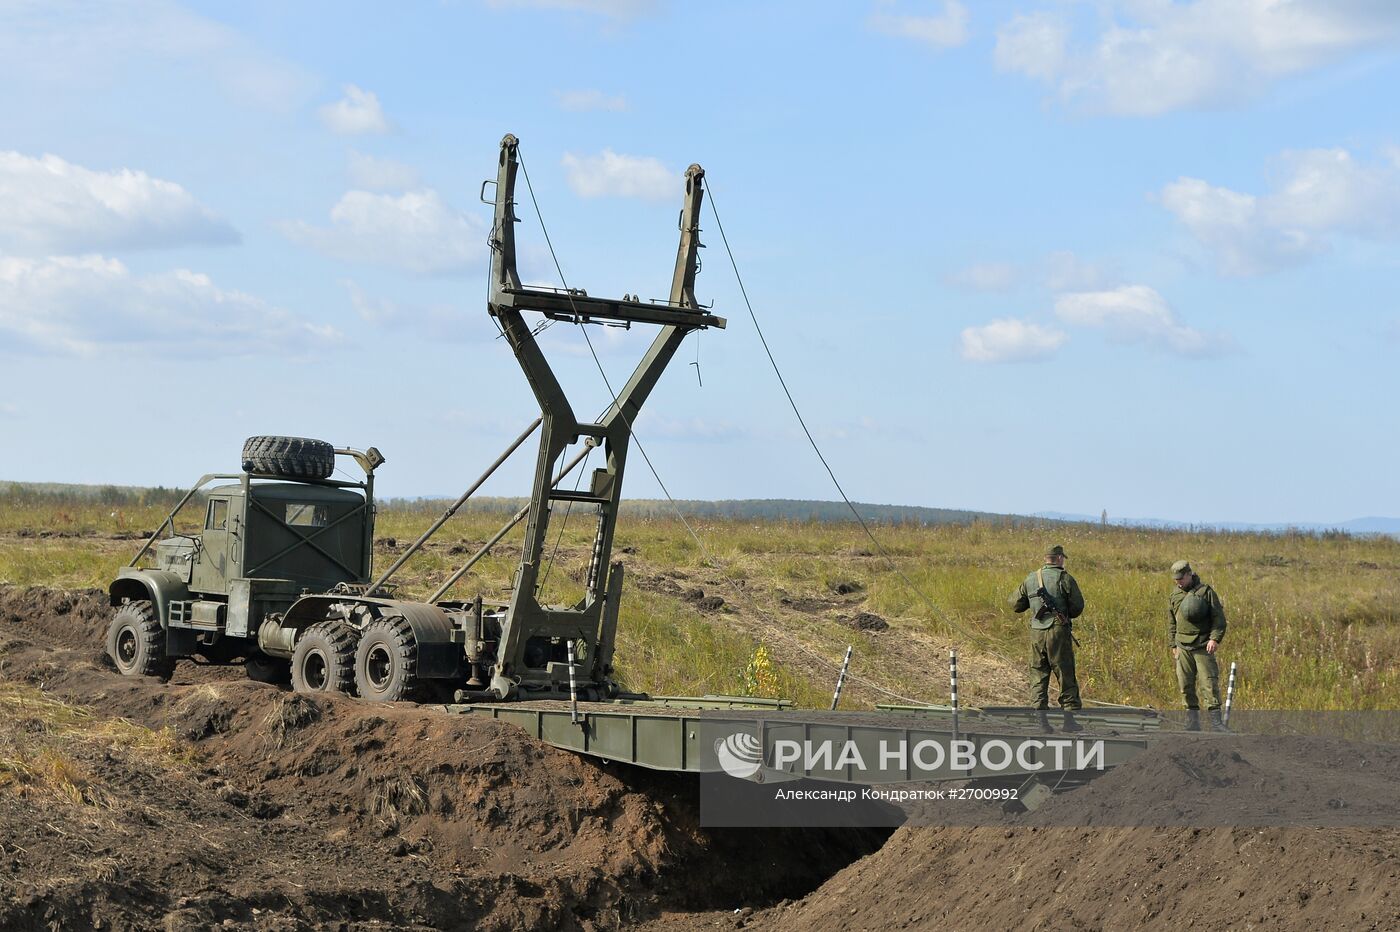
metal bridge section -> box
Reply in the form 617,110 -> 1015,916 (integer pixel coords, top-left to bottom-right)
447,700 -> 1162,787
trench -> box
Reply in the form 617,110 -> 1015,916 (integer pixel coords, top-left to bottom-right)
0,584 -> 891,930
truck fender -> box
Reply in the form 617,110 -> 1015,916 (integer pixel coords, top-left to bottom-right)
109,568 -> 191,630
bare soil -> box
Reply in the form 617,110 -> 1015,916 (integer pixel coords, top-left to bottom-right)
5,584 -> 1400,931
645,735 -> 1400,932
0,586 -> 882,931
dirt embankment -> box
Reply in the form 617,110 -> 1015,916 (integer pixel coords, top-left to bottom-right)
0,586 -> 883,931
6,585 -> 1400,932
730,732 -> 1400,932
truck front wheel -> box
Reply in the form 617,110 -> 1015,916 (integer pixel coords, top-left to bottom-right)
354,616 -> 419,702
290,622 -> 357,695
106,600 -> 175,678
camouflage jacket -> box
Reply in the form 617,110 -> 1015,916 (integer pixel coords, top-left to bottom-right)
1010,564 -> 1085,631
1169,576 -> 1227,648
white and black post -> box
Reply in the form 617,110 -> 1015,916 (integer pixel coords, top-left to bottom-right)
830,645 -> 853,711
1223,661 -> 1237,727
949,648 -> 959,713
567,639 -> 580,725
949,648 -> 960,736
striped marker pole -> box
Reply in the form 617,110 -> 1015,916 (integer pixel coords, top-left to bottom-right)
1223,661 -> 1237,727
949,649 -> 960,713
950,649 -> 960,737
567,640 -> 580,725
830,645 -> 853,711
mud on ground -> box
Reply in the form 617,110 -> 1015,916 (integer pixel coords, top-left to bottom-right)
5,585 -> 1400,931
0,586 -> 883,931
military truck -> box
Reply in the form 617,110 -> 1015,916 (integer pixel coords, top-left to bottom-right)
105,133 -> 724,703
107,436 -> 392,690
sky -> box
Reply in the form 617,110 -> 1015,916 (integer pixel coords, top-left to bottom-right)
1,0 -> 1398,525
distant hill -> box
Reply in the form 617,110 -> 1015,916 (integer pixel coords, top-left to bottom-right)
1036,511 -> 1400,537
3,480 -> 1391,535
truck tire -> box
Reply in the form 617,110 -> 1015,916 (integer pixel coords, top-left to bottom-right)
106,600 -> 175,678
354,616 -> 419,702
290,621 -> 357,695
241,435 -> 335,480
245,652 -> 291,685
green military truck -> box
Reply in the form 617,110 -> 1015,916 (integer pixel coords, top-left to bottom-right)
107,436 -> 411,693
105,132 -> 724,705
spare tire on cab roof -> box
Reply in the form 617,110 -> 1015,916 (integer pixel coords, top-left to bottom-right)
241,436 -> 336,480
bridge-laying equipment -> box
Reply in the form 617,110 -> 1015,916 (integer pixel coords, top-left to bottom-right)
105,133 -> 1172,799
108,133 -> 721,703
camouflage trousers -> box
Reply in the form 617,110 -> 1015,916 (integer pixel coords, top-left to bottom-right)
1175,646 -> 1222,711
1029,625 -> 1080,710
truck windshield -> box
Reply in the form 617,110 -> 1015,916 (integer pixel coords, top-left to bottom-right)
285,503 -> 329,527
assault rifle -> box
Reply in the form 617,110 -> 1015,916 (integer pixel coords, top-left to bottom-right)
1035,570 -> 1080,645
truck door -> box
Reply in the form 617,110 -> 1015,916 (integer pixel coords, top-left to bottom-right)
191,497 -> 232,594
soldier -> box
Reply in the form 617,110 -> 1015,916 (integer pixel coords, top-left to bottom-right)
1010,545 -> 1085,733
1169,560 -> 1229,732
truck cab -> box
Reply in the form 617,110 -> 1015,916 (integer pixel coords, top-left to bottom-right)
109,438 -> 382,670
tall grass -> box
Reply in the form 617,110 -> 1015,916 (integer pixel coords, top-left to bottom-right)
2,491 -> 1395,710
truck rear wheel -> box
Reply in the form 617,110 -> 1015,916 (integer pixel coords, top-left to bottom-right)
354,616 -> 419,702
245,652 -> 291,685
106,600 -> 175,678
290,621 -> 357,695
241,435 -> 336,480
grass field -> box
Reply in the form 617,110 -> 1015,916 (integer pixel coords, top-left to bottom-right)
2,490 -> 1396,711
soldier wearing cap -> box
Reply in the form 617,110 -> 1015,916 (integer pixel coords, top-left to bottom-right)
1169,560 -> 1229,732
1010,545 -> 1086,733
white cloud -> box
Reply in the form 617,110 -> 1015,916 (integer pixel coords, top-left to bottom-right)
0,0 -> 313,111
1158,148 -> 1400,274
945,252 -> 1112,293
319,85 -> 390,136
486,0 -> 657,18
1054,285 -> 1227,355
959,318 -> 1066,363
869,0 -> 971,49
561,150 -> 676,201
555,89 -> 629,112
0,151 -> 237,254
631,412 -> 747,443
1042,250 -> 1112,291
994,2 -> 1400,116
347,152 -> 419,191
945,262 -> 1020,292
343,281 -> 491,343
280,189 -> 486,275
0,255 -> 340,357
993,10 -> 1068,81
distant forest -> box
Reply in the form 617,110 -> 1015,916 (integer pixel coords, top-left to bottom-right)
0,481 -> 1030,527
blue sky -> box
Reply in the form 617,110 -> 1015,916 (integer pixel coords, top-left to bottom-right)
1,0 -> 1398,524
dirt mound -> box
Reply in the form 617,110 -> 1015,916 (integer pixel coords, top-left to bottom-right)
1030,734 -> 1400,827
747,823 -> 1400,932
840,612 -> 889,632
0,586 -> 884,930
736,733 -> 1400,931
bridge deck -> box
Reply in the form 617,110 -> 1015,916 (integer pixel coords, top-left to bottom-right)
445,697 -> 1162,784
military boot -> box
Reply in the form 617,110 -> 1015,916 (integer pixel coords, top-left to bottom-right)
1209,710 -> 1232,733
1036,710 -> 1054,734
1061,710 -> 1084,733
1184,710 -> 1201,732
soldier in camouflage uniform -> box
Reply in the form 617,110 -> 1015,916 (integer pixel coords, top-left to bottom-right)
1010,545 -> 1085,733
1169,559 -> 1229,732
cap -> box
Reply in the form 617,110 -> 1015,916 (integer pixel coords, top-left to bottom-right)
1046,545 -> 1067,558
1171,560 -> 1192,577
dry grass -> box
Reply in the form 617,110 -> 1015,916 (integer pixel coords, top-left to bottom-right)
2,495 -> 1396,710
0,681 -> 194,807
